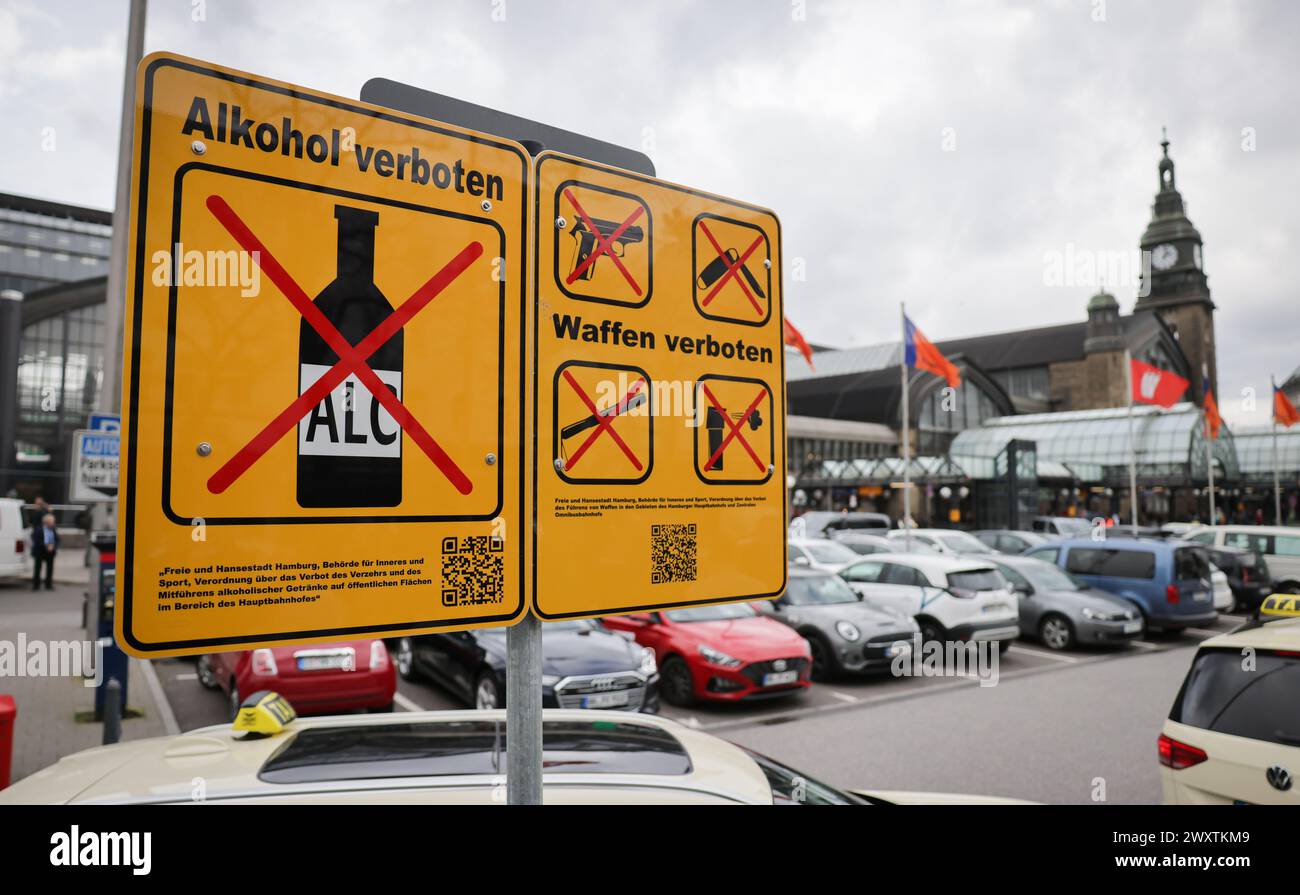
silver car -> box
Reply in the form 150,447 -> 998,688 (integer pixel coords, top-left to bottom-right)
989,554 -> 1144,650
758,568 -> 918,679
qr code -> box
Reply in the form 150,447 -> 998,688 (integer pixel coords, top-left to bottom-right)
440,535 -> 505,607
651,523 -> 697,584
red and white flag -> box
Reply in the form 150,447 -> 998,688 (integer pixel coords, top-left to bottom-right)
1130,358 -> 1189,408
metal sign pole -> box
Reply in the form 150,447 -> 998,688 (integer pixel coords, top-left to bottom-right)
900,303 -> 912,551
506,613 -> 543,804
93,0 -> 146,534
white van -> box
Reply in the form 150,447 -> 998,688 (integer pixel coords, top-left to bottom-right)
0,498 -> 32,579
1183,525 -> 1300,594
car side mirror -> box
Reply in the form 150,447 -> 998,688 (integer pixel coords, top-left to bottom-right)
1014,584 -> 1032,597
793,556 -> 810,567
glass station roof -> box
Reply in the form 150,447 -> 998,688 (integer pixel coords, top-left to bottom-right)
1231,425 -> 1300,480
949,402 -> 1238,483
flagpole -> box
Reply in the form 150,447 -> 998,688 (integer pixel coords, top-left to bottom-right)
1125,350 -> 1139,532
1204,364 -> 1216,527
900,302 -> 912,551
1273,377 -> 1283,525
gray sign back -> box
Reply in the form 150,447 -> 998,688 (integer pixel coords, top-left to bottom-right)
360,78 -> 655,175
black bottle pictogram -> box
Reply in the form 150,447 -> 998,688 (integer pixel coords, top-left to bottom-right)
297,205 -> 402,507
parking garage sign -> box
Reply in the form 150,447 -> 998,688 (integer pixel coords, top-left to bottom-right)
71,429 -> 119,501
117,54 -> 529,656
533,152 -> 787,618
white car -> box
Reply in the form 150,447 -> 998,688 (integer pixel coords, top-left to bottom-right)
787,537 -> 860,572
885,528 -> 996,556
1183,525 -> 1300,594
0,498 -> 31,580
839,553 -> 1020,651
1209,563 -> 1233,611
0,701 -> 1033,805
1160,595 -> 1300,805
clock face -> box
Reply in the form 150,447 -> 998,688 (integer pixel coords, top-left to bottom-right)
1152,243 -> 1178,270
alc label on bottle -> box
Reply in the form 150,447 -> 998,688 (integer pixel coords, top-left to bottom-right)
297,366 -> 402,458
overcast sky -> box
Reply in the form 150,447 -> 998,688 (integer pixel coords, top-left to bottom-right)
2,0 -> 1296,426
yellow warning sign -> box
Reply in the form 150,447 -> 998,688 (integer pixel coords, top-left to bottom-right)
534,152 -> 787,619
118,54 -> 528,656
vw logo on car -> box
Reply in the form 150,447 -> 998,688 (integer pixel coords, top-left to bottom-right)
1266,765 -> 1292,792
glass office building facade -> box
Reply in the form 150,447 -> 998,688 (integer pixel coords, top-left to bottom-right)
0,193 -> 112,501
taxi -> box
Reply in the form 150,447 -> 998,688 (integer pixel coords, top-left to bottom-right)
1159,594 -> 1300,805
0,691 -> 1032,806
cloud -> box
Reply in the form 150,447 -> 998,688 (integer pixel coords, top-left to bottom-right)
0,0 -> 1295,429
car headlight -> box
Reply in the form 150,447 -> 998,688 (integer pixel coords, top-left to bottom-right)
639,647 -> 657,676
834,620 -> 861,642
1082,607 -> 1121,621
698,645 -> 742,668
540,674 -> 561,687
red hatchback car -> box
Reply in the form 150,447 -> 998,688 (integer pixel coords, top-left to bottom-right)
602,603 -> 811,705
197,640 -> 396,719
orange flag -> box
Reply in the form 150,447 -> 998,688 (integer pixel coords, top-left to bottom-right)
1276,386 -> 1300,428
1203,384 -> 1221,440
784,316 -> 814,370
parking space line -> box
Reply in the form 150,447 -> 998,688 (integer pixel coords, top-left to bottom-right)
138,659 -> 181,736
828,691 -> 858,703
1126,639 -> 1162,650
393,692 -> 425,712
1185,628 -> 1225,638
1008,645 -> 1080,663
174,672 -> 198,681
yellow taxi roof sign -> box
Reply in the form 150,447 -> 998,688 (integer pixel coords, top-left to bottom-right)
232,690 -> 297,737
1260,593 -> 1300,619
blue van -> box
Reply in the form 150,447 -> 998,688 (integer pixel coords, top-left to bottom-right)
1023,537 -> 1218,631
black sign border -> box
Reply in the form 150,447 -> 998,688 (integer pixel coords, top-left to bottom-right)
532,151 -> 788,621
123,57 -> 529,652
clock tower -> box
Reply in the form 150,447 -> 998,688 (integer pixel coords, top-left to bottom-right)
1135,131 -> 1217,401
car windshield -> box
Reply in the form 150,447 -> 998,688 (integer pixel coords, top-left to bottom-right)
936,532 -> 993,553
801,541 -> 859,564
543,619 -> 595,633
1015,561 -> 1088,592
736,746 -> 866,805
663,603 -> 757,622
1171,649 -> 1300,747
1053,518 -> 1091,536
947,569 -> 1007,592
785,574 -> 859,606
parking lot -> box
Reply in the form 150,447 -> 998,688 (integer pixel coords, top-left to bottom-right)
146,608 -> 1248,802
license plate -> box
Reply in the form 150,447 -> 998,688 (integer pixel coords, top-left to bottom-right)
297,655 -> 349,672
1192,590 -> 1209,602
580,690 -> 629,709
1122,621 -> 1142,634
763,670 -> 799,686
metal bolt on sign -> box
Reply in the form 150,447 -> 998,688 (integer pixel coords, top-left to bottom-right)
196,441 -> 212,457
554,217 -> 566,229
481,199 -> 493,212
485,452 -> 496,466
190,140 -> 206,156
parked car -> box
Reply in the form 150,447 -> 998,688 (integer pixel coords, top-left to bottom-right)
973,529 -> 1050,554
755,567 -> 917,678
1023,537 -> 1217,632
885,528 -> 995,555
602,602 -> 812,706
0,706 -> 1034,805
1031,516 -> 1092,537
0,497 -> 30,580
1201,544 -> 1273,612
791,511 -> 892,540
987,554 -> 1144,650
787,537 -> 860,572
839,553 -> 1020,651
1208,563 -> 1233,612
391,619 -> 659,712
197,639 -> 396,718
829,532 -> 937,556
1160,595 -> 1300,805
1183,525 -> 1300,594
